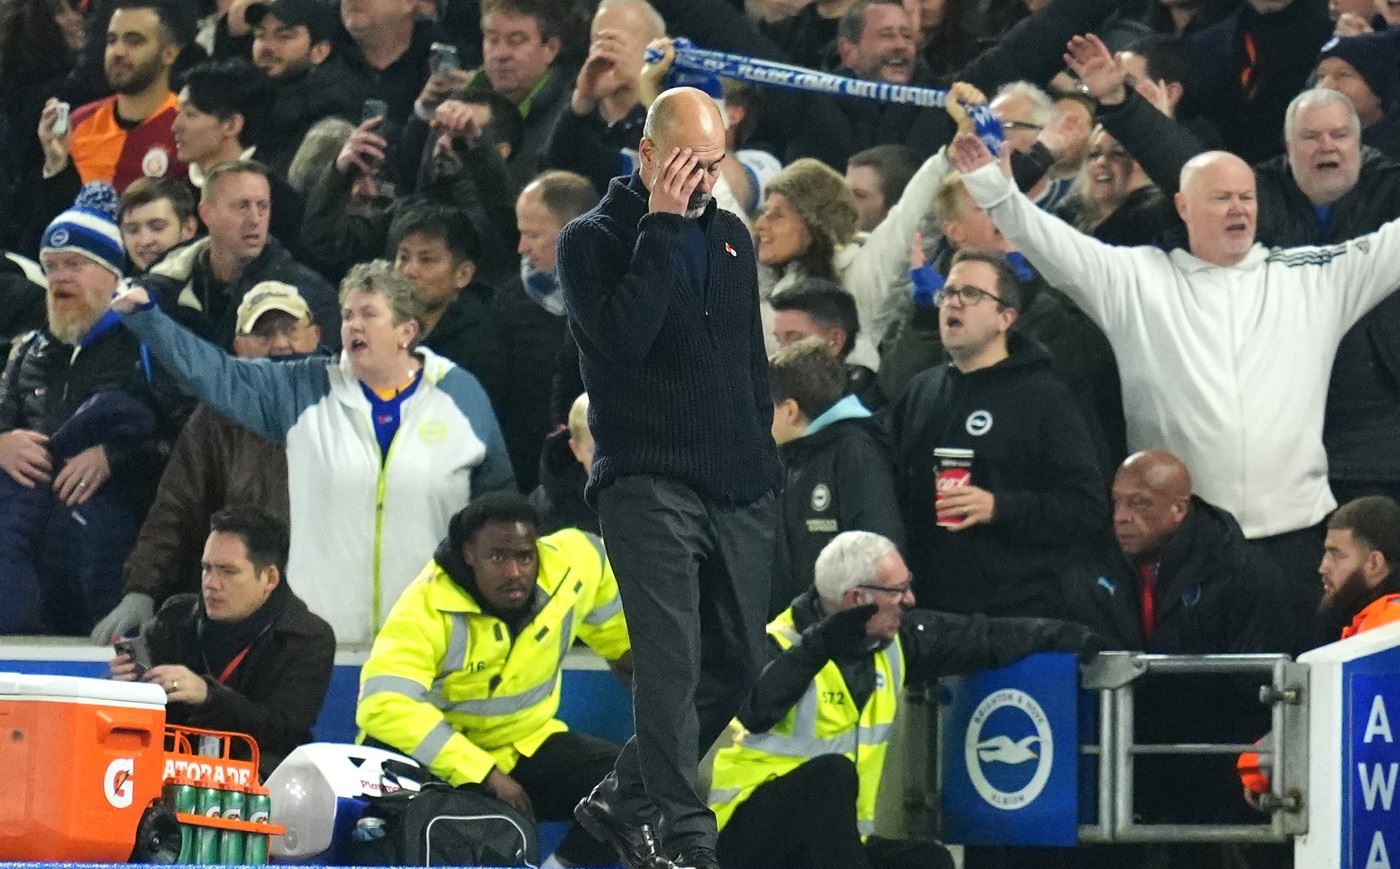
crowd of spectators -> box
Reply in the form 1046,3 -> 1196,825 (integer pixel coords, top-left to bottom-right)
5,0 -> 1400,864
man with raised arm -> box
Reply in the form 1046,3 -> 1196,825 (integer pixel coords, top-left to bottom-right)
946,127 -> 1400,652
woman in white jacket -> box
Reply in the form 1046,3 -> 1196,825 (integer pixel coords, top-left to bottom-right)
111,261 -> 516,645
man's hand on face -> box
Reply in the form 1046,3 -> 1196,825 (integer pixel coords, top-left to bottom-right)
648,146 -> 704,215
572,31 -> 638,113
432,100 -> 484,142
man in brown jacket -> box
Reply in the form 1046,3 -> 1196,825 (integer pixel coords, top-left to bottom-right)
90,281 -> 324,642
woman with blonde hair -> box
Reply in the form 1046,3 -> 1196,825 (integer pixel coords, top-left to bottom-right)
111,260 -> 515,644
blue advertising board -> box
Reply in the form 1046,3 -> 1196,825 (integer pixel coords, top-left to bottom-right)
1343,645 -> 1400,869
941,652 -> 1079,846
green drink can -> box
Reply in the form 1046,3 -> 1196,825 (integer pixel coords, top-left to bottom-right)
220,788 -> 246,865
245,788 -> 272,864
162,780 -> 198,863
195,785 -> 222,864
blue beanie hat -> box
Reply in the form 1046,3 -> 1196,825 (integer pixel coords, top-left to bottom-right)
41,182 -> 126,279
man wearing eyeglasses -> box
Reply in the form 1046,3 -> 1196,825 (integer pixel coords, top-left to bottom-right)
707,530 -> 1098,869
885,249 -> 1108,618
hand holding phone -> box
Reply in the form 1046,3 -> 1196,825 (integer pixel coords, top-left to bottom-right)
51,101 -> 70,137
362,98 -> 389,124
113,636 -> 152,679
430,42 -> 460,74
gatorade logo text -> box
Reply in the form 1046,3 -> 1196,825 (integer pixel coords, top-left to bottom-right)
162,757 -> 253,787
104,758 -> 135,808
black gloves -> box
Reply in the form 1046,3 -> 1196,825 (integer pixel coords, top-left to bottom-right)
803,603 -> 880,661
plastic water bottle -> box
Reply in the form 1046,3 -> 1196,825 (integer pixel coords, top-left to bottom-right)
352,816 -> 387,842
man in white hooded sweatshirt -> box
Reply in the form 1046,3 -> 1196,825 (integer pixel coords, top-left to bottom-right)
947,127 -> 1400,652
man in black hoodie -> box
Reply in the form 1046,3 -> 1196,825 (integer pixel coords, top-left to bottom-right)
886,248 -> 1107,618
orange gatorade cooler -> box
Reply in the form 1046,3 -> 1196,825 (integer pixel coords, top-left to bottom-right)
0,672 -> 166,861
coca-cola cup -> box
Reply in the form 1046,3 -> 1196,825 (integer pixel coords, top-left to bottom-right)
934,447 -> 974,528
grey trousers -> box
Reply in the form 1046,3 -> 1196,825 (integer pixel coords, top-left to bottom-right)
594,474 -> 774,855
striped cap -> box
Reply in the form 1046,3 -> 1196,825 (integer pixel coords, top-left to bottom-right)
42,181 -> 126,279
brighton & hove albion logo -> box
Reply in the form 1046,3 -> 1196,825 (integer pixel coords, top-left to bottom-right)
811,484 -> 831,512
966,410 -> 993,436
964,688 -> 1053,810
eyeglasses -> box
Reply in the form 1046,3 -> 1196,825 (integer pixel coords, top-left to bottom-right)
932,285 -> 1011,308
999,120 -> 1043,132
857,580 -> 913,598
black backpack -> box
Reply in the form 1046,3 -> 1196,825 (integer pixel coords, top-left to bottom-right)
342,761 -> 540,867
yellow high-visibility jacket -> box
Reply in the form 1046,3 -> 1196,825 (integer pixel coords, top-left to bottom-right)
356,528 -> 629,785
708,607 -> 903,836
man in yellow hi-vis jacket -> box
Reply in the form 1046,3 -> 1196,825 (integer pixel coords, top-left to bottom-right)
357,492 -> 631,868
708,531 -> 1096,869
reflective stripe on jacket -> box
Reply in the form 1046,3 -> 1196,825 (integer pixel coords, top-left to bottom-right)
355,528 -> 628,785
708,607 -> 903,835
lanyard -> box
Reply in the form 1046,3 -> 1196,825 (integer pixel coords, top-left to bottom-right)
216,646 -> 252,684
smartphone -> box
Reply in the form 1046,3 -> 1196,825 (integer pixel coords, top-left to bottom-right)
51,101 -> 70,137
429,42 -> 459,74
361,98 -> 389,124
114,636 -> 152,678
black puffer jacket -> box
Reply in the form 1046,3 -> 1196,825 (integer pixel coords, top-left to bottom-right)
1060,496 -> 1293,654
420,281 -> 511,440
0,323 -> 185,512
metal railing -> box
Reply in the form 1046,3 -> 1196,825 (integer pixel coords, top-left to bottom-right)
1077,652 -> 1310,844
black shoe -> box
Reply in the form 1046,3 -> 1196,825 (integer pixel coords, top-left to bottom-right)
574,791 -> 669,869
674,845 -> 721,869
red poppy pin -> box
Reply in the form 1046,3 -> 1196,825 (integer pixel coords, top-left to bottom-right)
725,242 -> 736,257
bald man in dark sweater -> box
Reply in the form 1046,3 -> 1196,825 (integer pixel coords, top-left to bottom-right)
558,87 -> 779,869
